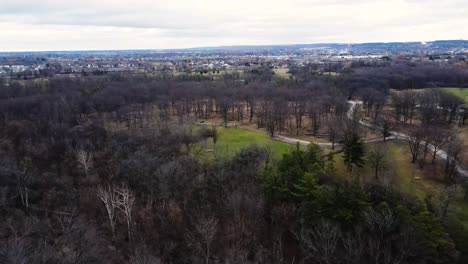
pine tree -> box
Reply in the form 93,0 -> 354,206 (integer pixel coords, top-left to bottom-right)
342,132 -> 365,171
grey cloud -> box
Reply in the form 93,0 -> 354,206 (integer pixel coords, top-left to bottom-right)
0,0 -> 466,51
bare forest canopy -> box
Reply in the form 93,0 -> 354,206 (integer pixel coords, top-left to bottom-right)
1,59 -> 468,264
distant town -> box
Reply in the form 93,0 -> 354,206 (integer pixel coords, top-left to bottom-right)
1,40 -> 467,80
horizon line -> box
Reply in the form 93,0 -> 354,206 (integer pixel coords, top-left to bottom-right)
0,39 -> 466,54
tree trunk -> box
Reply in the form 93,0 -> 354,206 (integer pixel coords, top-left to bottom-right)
432,150 -> 438,164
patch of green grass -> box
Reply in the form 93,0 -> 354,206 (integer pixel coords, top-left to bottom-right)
392,87 -> 468,103
439,87 -> 468,103
330,141 -> 440,199
193,126 -> 292,162
273,68 -> 291,78
334,154 -> 347,177
383,142 -> 431,198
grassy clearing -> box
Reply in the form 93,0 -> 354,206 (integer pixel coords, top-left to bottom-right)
381,142 -> 445,197
330,141 -> 444,199
391,87 -> 468,103
196,117 -> 331,144
273,68 -> 291,78
439,87 -> 468,103
192,126 -> 293,162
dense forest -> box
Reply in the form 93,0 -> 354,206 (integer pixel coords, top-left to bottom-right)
1,59 -> 468,263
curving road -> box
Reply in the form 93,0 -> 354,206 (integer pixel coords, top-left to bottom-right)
348,100 -> 468,177
199,100 -> 468,177
198,101 -> 395,148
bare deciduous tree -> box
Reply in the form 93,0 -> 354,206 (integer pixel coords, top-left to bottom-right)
444,136 -> 462,182
326,118 -> 340,149
405,127 -> 425,163
392,90 -> 417,125
115,185 -> 136,241
342,227 -> 364,264
129,245 -> 161,264
17,159 -> 32,208
427,127 -> 448,164
75,147 -> 93,177
186,215 -> 218,264
97,185 -> 118,239
367,146 -> 387,179
362,207 -> 395,238
439,91 -> 464,124
295,220 -> 341,264
418,89 -> 439,126
377,117 -> 393,143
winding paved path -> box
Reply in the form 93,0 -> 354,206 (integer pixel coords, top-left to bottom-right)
199,99 -> 468,177
348,100 -> 468,177
198,101 -> 394,148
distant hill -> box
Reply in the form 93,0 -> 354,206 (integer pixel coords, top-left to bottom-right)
0,40 -> 467,55
187,40 -> 468,52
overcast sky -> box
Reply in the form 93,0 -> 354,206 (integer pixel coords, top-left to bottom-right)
0,0 -> 467,51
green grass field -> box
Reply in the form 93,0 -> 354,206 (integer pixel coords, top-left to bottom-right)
192,126 -> 293,162
391,87 -> 468,103
273,68 -> 291,78
439,87 -> 468,103
330,141 -> 444,199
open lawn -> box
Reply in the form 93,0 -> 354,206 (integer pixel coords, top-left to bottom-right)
192,126 -> 293,162
439,87 -> 468,103
391,87 -> 468,103
273,68 -> 291,78
195,117 -> 332,144
330,141 -> 445,199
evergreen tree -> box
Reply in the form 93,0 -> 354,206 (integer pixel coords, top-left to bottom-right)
342,132 -> 365,170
